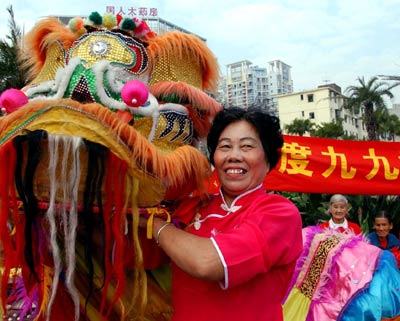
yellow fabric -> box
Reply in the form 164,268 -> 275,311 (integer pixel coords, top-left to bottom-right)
283,287 -> 311,321
26,107 -> 132,161
146,32 -> 220,92
30,41 -> 66,85
69,33 -> 138,69
149,51 -> 203,89
146,208 -> 171,239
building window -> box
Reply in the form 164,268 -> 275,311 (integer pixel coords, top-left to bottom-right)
300,94 -> 304,100
335,109 -> 341,120
309,112 -> 315,119
301,111 -> 305,117
307,94 -> 314,102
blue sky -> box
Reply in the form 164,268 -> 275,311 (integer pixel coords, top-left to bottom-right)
1,0 -> 400,103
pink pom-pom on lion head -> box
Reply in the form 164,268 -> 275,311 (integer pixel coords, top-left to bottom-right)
0,88 -> 28,114
121,80 -> 149,107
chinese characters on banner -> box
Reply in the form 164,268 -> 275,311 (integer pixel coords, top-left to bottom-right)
105,6 -> 158,17
264,135 -> 400,195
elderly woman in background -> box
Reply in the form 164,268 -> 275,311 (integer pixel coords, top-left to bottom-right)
367,210 -> 400,268
319,194 -> 363,234
142,107 -> 303,321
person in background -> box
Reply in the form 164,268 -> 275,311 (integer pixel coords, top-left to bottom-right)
319,194 -> 363,234
141,107 -> 303,321
367,210 -> 400,268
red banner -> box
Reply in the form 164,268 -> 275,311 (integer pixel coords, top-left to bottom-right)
264,135 -> 400,195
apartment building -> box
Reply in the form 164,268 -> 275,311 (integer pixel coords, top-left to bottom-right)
277,83 -> 367,139
216,75 -> 228,107
267,60 -> 293,96
143,16 -> 206,40
225,59 -> 292,113
390,104 -> 400,118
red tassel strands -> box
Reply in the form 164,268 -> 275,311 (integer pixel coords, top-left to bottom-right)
0,141 -> 20,311
100,153 -> 128,320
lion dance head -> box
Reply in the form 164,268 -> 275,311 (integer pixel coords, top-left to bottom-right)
0,11 -> 221,321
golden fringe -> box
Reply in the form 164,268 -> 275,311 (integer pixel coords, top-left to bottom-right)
20,18 -> 78,81
146,32 -> 220,93
127,176 -> 148,319
149,81 -> 222,137
0,99 -> 211,198
34,265 -> 53,321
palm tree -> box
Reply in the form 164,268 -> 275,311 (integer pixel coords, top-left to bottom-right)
378,75 -> 400,86
345,76 -> 395,141
284,118 -> 315,136
0,5 -> 30,93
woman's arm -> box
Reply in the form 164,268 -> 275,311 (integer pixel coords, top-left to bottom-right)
147,217 -> 224,281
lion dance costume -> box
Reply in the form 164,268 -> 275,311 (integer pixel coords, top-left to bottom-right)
283,226 -> 400,321
0,11 -> 221,321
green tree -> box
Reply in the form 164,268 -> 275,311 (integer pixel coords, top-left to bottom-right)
0,5 -> 30,93
284,118 -> 315,136
385,114 -> 400,142
345,76 -> 395,141
341,132 -> 358,140
311,120 -> 344,139
280,192 -> 328,227
375,106 -> 400,141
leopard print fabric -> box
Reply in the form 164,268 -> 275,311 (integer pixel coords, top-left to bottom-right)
298,234 -> 341,299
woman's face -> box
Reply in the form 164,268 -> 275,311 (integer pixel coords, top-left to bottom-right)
373,217 -> 393,239
329,201 -> 348,224
213,120 -> 269,205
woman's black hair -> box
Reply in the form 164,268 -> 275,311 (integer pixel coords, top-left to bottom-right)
207,107 -> 284,169
374,210 -> 393,224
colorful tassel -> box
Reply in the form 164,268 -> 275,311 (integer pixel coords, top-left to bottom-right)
88,12 -> 103,26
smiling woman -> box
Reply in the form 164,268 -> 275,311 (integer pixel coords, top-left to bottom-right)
212,120 -> 269,206
319,194 -> 363,234
142,107 -> 303,321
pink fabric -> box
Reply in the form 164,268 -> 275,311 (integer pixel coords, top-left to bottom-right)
171,187 -> 303,321
310,241 -> 380,321
297,227 -> 381,321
